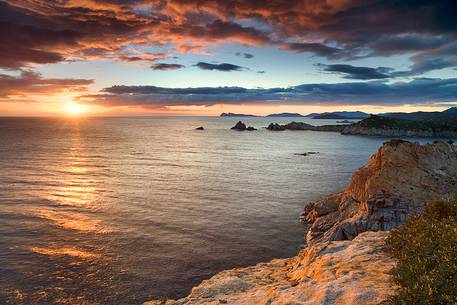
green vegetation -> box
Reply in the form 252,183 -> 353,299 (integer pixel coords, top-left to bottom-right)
359,115 -> 457,132
385,197 -> 457,305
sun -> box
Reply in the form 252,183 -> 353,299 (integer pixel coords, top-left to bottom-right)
64,103 -> 84,115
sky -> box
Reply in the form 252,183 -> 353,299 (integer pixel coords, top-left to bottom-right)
0,0 -> 457,116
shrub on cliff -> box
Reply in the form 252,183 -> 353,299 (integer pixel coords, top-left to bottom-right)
385,197 -> 457,305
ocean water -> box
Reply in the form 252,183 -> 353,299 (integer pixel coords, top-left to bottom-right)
0,117 -> 436,305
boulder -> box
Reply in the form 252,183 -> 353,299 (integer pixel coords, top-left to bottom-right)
266,123 -> 286,131
231,121 -> 256,131
196,126 -> 205,130
231,121 -> 247,130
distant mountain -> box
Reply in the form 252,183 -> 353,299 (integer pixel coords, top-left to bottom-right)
220,112 -> 259,117
304,113 -> 319,118
312,113 -> 346,119
382,107 -> 457,121
309,111 -> 371,119
266,112 -> 305,117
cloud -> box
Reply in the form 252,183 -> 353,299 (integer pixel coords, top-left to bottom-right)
0,70 -> 93,98
79,78 -> 457,108
194,62 -> 245,72
151,63 -> 185,70
317,64 -> 394,80
235,52 -> 254,59
2,0 -> 457,76
281,43 -> 349,59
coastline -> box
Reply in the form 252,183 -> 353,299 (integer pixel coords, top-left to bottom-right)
144,140 -> 457,305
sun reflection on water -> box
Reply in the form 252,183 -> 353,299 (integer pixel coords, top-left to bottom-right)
34,209 -> 112,233
30,247 -> 98,259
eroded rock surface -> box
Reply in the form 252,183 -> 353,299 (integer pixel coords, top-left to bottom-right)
144,232 -> 395,305
301,140 -> 457,245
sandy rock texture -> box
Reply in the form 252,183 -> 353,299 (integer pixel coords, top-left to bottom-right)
144,231 -> 395,305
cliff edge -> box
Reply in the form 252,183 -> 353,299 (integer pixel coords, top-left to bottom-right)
144,231 -> 395,305
301,140 -> 457,245
144,141 -> 457,305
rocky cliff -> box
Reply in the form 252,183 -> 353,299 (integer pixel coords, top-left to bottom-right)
301,140 -> 457,245
144,141 -> 457,305
144,232 -> 395,305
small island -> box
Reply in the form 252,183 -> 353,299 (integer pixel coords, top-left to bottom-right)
308,111 -> 371,119
220,112 -> 259,117
265,112 -> 305,118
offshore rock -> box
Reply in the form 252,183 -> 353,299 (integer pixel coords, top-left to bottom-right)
231,121 -> 247,130
301,140 -> 457,245
231,121 -> 256,131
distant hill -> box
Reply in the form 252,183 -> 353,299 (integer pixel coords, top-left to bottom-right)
304,113 -> 319,118
220,112 -> 259,117
266,112 -> 305,117
312,113 -> 346,119
342,115 -> 457,137
309,111 -> 371,119
382,107 -> 457,121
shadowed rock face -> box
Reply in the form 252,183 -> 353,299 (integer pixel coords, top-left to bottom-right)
301,140 -> 457,245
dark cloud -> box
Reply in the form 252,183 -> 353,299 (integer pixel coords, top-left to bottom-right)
2,0 -> 457,75
151,63 -> 185,70
194,62 -> 245,72
317,64 -> 394,80
0,70 -> 93,98
281,43 -> 348,59
102,85 -> 248,95
79,78 -> 457,108
235,52 -> 254,59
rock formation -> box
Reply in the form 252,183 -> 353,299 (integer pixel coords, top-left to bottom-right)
266,122 -> 345,132
294,152 -> 319,156
144,232 -> 396,305
231,121 -> 256,131
301,140 -> 457,245
195,126 -> 204,130
341,115 -> 457,137
143,140 -> 457,305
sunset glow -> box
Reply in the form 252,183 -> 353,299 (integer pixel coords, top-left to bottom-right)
0,1 -> 456,116
64,103 -> 84,115
1,1 -> 456,304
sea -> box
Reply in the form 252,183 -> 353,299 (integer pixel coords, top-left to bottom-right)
0,116 -> 439,305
